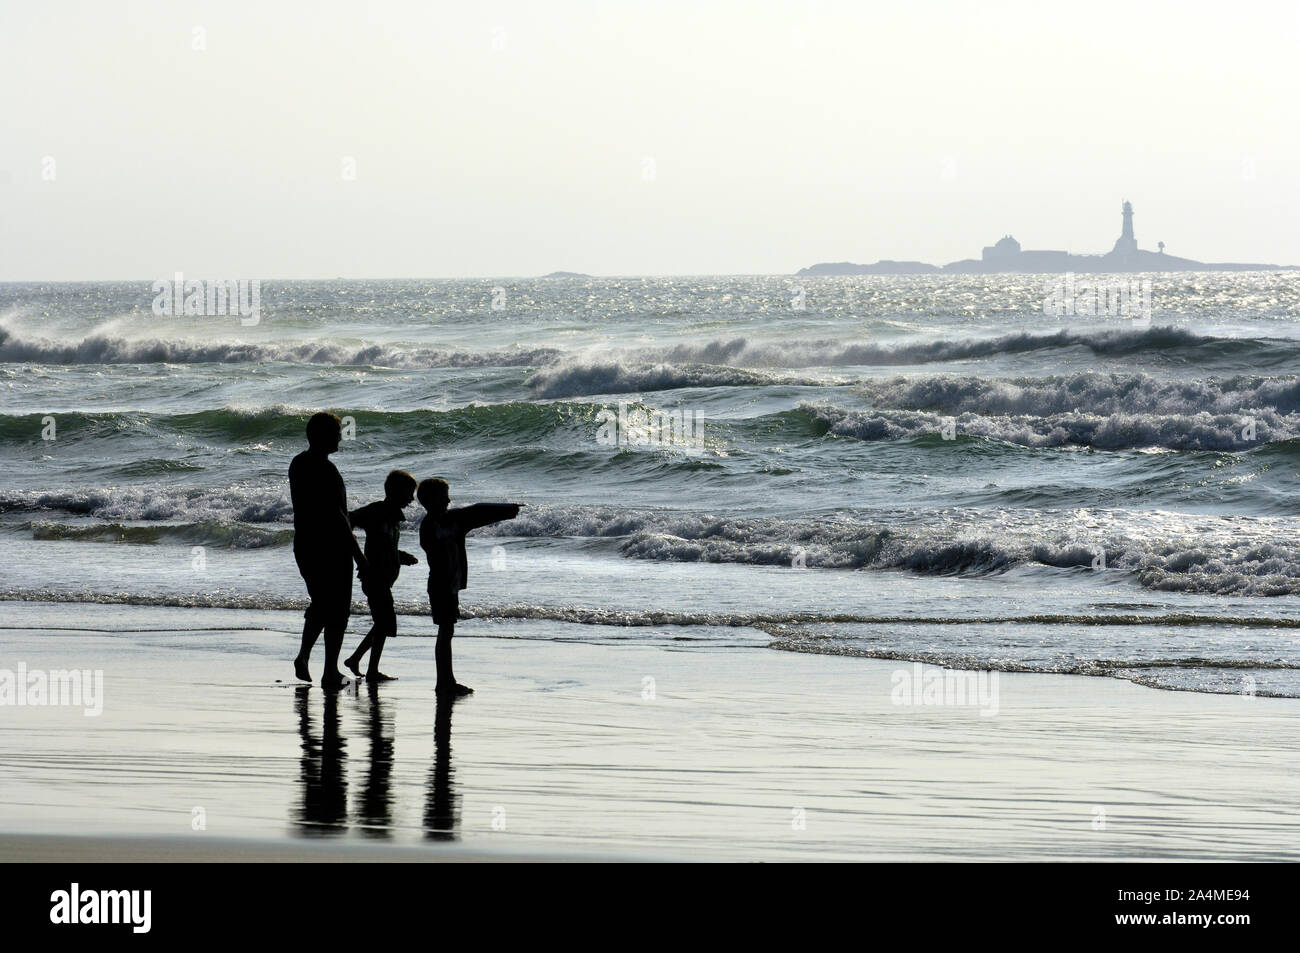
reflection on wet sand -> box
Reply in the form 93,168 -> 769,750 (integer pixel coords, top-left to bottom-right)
292,686 -> 461,842
424,696 -> 459,841
357,683 -> 394,838
293,685 -> 348,835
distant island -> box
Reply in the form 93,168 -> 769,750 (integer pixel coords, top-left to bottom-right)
541,271 -> 591,278
797,202 -> 1298,275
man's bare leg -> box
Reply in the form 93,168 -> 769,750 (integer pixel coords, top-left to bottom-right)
294,616 -> 324,682
320,621 -> 348,691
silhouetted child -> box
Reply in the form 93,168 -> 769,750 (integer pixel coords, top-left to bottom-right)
417,478 -> 520,696
344,469 -> 419,682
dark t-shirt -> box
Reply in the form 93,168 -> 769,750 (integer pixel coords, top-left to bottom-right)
419,503 -> 519,595
350,499 -> 406,588
288,449 -> 348,556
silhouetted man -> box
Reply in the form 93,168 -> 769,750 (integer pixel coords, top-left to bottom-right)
290,412 -> 367,689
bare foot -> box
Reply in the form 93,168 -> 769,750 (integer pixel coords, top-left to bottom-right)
344,657 -> 363,678
320,671 -> 349,692
365,671 -> 398,683
436,683 -> 474,697
293,657 -> 311,683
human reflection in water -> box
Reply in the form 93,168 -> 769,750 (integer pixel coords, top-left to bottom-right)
424,696 -> 460,841
356,683 -> 395,838
293,685 -> 348,835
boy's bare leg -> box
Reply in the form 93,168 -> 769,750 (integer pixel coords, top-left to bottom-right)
364,595 -> 398,682
367,602 -> 397,681
345,627 -> 375,678
434,622 -> 472,695
366,632 -> 396,682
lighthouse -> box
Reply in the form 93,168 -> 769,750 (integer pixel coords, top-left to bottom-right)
1112,200 -> 1138,256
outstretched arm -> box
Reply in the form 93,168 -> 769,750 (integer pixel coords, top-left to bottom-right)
453,502 -> 522,533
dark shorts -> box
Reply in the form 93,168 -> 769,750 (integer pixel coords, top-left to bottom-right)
362,580 -> 397,638
295,549 -> 353,629
429,590 -> 459,627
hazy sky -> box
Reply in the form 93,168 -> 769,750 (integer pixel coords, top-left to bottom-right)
2,0 -> 1298,278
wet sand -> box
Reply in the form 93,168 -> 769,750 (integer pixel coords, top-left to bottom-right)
1,602 -> 1297,861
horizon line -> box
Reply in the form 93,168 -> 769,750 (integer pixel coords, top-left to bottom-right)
3,267 -> 1299,284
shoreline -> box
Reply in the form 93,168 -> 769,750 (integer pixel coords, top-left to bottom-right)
5,593 -> 1298,699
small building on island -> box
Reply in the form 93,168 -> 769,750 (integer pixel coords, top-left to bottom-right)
981,235 -> 1021,261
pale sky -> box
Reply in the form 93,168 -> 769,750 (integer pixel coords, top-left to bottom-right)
2,0 -> 1297,279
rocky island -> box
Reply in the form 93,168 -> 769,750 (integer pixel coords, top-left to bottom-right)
797,202 -> 1297,275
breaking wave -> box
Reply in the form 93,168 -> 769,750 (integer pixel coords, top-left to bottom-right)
0,326 -> 557,368
6,323 -> 1297,378
6,497 -> 1299,594
653,326 -> 1300,369
524,361 -> 821,398
809,388 -> 1299,450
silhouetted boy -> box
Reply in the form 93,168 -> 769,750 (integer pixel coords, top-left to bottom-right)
290,412 -> 367,690
417,478 -> 520,696
344,469 -> 419,683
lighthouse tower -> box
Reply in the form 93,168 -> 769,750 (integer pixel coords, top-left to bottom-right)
1112,200 -> 1138,256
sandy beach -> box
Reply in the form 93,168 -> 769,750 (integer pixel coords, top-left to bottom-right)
2,600 -> 1296,862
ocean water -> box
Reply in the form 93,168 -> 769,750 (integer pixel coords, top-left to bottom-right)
2,274 -> 1299,696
